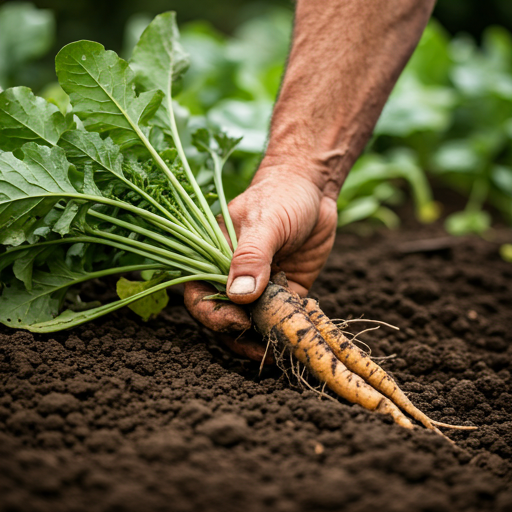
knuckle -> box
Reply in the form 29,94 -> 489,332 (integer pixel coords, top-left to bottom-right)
232,243 -> 272,267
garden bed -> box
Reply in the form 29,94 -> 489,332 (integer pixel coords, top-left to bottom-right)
1,216 -> 512,512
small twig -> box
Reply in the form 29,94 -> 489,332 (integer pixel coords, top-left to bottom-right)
300,362 -> 307,382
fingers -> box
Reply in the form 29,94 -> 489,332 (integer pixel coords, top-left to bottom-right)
226,227 -> 276,305
183,281 -> 251,333
218,333 -> 274,365
184,281 -> 272,364
224,176 -> 325,305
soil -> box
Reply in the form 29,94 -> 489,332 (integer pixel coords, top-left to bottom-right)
1,217 -> 512,512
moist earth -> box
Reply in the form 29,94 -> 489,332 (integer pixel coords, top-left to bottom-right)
1,219 -> 512,512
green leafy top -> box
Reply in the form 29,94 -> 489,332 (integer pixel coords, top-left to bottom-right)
0,12 -> 239,333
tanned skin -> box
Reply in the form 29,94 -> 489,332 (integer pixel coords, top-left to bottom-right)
184,0 -> 437,360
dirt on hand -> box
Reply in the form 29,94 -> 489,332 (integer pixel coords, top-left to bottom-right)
1,221 -> 512,512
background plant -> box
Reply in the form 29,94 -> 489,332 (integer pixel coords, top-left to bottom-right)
2,1 -> 512,236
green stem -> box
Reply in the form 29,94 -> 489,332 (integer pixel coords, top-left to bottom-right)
2,234 -> 205,275
161,193 -> 207,240
51,263 -> 168,295
166,96 -> 232,256
9,193 -> 232,271
146,216 -> 231,273
87,209 -> 213,264
212,153 -> 238,250
466,176 -> 489,212
28,273 -> 228,333
133,122 -> 224,251
85,227 -> 221,275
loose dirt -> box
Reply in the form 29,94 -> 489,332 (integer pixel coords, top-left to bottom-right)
1,220 -> 512,512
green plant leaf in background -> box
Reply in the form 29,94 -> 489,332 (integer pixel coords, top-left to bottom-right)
445,210 -> 492,236
500,243 -> 512,262
0,2 -> 54,90
375,74 -> 456,137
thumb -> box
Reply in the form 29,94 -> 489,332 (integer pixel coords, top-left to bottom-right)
226,227 -> 278,305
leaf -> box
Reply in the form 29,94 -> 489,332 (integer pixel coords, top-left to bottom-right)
213,131 -> 242,160
0,245 -> 54,290
53,201 -> 81,236
12,246 -> 56,290
192,127 -> 241,160
0,143 -> 78,245
375,75 -> 456,137
39,82 -> 70,115
131,12 -> 189,94
0,256 -> 85,328
405,21 -> 452,86
445,210 -> 491,236
432,140 -> 482,174
491,165 -> 512,196
191,127 -> 210,153
0,249 -> 173,330
116,275 -> 169,321
337,196 -> 379,227
58,130 -> 124,177
207,99 -> 271,153
0,276 -> 63,329
499,244 -> 512,263
22,272 -> 186,333
0,3 -> 55,88
55,41 -> 163,139
0,87 -> 73,151
130,12 -> 190,130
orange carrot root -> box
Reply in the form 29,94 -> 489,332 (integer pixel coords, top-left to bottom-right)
302,298 -> 477,433
252,283 -> 414,429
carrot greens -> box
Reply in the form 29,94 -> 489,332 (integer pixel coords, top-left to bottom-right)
0,12 -> 237,332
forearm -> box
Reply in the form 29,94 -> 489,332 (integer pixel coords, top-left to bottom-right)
255,0 -> 436,199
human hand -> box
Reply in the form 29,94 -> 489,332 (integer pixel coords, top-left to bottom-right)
184,165 -> 338,360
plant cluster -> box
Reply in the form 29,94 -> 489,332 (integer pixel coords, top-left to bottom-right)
0,12 -> 238,332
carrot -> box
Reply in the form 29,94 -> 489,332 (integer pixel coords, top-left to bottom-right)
252,283 -> 414,429
302,298 -> 477,432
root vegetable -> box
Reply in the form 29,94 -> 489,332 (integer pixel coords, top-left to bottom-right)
251,279 -> 477,435
252,283 -> 414,429
302,298 -> 476,432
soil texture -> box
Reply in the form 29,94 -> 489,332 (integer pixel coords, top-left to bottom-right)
1,220 -> 512,512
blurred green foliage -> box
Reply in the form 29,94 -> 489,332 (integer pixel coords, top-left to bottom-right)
0,2 -> 55,90
2,1 -> 512,237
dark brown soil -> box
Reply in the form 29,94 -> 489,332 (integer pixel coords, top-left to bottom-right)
1,221 -> 512,512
